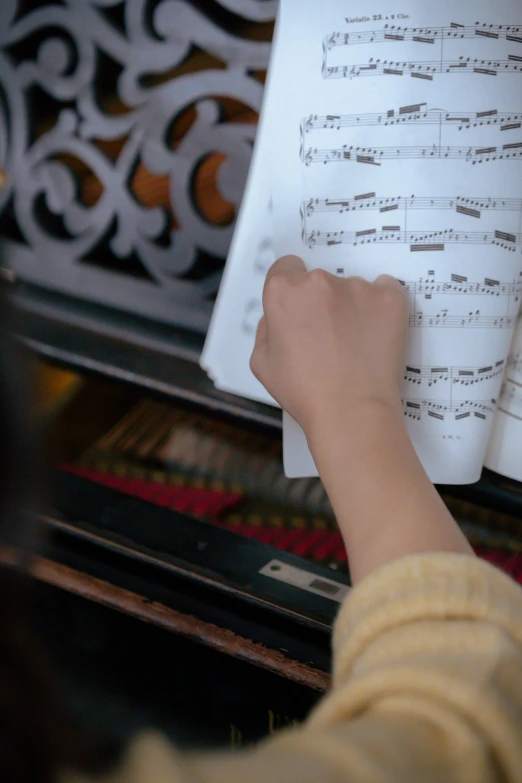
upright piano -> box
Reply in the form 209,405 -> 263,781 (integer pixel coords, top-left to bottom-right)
1,0 -> 521,752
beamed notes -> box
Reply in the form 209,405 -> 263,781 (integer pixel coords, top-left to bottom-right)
202,0 -> 522,483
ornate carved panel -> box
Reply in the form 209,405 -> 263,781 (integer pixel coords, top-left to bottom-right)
0,0 -> 275,331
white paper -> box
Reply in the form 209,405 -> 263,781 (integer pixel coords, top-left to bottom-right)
200,18 -> 279,408
484,316 -> 522,480
201,209 -> 277,405
200,146 -> 276,405
263,0 -> 522,483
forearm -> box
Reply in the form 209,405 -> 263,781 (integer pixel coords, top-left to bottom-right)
308,402 -> 473,584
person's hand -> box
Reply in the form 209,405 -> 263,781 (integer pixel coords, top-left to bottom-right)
251,255 -> 472,583
250,255 -> 409,442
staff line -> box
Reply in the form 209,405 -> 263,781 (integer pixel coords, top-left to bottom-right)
302,143 -> 522,165
404,361 -> 505,382
323,59 -> 522,80
304,228 -> 521,251
302,108 -> 522,131
325,23 -> 522,48
303,195 -> 522,214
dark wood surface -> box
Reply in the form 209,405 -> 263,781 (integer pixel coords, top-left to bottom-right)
0,543 -> 329,693
27,572 -> 322,750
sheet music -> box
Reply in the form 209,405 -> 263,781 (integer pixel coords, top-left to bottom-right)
484,316 -> 522,480
201,208 -> 276,405
200,100 -> 276,406
266,0 -> 522,483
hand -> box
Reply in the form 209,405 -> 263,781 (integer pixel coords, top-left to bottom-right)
251,255 -> 472,583
250,255 -> 409,441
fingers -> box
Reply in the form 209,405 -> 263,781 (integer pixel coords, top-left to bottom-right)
264,255 -> 307,287
373,275 -> 409,336
262,262 -> 404,310
263,255 -> 307,313
373,273 -> 404,292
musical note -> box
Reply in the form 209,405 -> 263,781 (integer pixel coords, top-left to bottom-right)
302,108 -> 522,132
299,103 -> 522,172
402,348 -> 503,423
408,312 -> 514,328
304,227 -> 520,251
323,21 -> 522,82
302,193 -> 522,260
301,143 -> 522,166
403,397 -> 497,421
404,360 -> 505,385
401,273 -> 522,298
323,58 -> 522,80
303,194 -> 522,215
356,268 -> 521,328
332,267 -> 522,300
325,22 -> 522,48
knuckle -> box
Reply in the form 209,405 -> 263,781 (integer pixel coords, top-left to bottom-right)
378,284 -> 407,316
375,273 -> 398,287
346,276 -> 369,296
306,267 -> 331,287
381,282 -> 404,304
303,268 -> 335,299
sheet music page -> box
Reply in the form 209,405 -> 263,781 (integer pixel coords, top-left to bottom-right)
201,199 -> 276,406
200,59 -> 277,407
264,0 -> 522,484
484,316 -> 522,480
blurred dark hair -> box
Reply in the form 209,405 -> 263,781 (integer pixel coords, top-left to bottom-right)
0,281 -> 118,783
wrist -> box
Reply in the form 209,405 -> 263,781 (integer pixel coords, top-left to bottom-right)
303,398 -> 472,584
305,396 -> 405,464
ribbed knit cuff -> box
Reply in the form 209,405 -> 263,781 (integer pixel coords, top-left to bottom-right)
332,552 -> 522,686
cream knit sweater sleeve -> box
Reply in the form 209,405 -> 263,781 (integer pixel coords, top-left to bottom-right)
77,553 -> 522,783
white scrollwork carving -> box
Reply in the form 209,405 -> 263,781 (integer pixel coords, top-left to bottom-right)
0,0 -> 275,331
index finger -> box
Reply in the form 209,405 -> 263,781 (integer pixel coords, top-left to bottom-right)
264,254 -> 307,286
